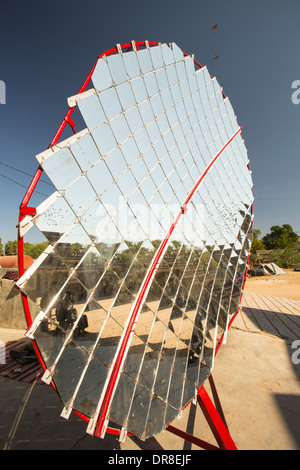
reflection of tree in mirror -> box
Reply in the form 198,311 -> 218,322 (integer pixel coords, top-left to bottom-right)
70,242 -> 86,258
24,235 -> 248,349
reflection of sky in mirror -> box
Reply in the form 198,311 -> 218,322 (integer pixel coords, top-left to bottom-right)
31,42 -> 253,252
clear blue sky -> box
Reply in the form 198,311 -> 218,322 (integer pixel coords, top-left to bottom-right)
0,0 -> 299,245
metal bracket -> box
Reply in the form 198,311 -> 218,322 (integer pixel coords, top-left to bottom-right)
20,206 -> 37,218
64,115 -> 76,133
119,426 -> 127,443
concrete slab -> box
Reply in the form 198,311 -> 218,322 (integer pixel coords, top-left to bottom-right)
0,293 -> 299,450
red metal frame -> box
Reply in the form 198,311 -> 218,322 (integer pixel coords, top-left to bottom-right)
72,374 -> 238,450
17,41 -> 251,449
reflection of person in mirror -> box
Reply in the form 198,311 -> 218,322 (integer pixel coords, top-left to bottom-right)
40,280 -> 58,311
40,281 -> 59,331
55,291 -> 88,335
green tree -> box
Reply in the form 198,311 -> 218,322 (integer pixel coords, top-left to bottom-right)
262,224 -> 299,250
2,240 -> 49,259
23,242 -> 49,259
5,240 -> 18,255
0,237 -> 4,255
251,229 -> 265,253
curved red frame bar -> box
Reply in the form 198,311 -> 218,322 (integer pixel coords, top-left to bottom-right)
17,40 -> 252,437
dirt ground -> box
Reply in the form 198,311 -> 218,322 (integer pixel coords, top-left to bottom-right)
244,269 -> 300,301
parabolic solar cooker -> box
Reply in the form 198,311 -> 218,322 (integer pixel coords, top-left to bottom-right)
17,41 -> 253,445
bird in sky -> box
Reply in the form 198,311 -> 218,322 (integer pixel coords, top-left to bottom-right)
213,53 -> 219,61
210,22 -> 218,33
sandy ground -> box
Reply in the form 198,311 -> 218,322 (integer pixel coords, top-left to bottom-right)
244,269 -> 300,301
1,269 -> 300,450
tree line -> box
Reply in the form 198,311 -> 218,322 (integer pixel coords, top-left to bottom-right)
251,224 -> 299,253
1,224 -> 299,263
0,238 -> 49,259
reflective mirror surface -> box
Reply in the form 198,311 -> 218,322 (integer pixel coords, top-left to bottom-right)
18,42 -> 253,440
